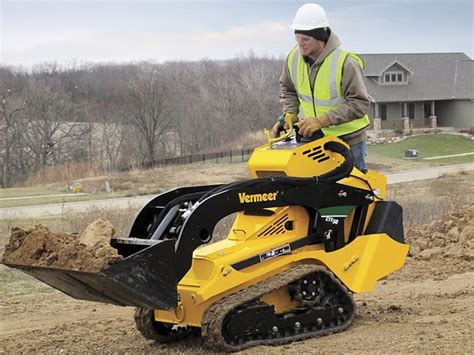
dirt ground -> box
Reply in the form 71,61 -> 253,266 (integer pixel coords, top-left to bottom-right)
1,207 -> 473,353
1,263 -> 472,353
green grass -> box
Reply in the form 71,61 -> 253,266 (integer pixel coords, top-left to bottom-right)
0,264 -> 54,296
0,192 -> 114,208
0,186 -> 66,198
369,134 -> 474,165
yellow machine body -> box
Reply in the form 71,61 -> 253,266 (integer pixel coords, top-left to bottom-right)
155,136 -> 409,326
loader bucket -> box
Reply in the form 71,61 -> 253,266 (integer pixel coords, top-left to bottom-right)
6,238 -> 178,310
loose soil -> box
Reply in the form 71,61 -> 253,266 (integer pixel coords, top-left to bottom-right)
1,207 -> 473,353
2,219 -> 122,273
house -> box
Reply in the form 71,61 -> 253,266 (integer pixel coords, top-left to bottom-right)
358,53 -> 473,132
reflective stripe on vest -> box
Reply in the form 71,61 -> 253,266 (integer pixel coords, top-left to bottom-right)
287,46 -> 370,137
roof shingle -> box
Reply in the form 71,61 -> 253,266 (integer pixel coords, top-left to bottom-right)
358,52 -> 472,102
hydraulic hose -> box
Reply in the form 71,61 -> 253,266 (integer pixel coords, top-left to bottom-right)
317,141 -> 354,183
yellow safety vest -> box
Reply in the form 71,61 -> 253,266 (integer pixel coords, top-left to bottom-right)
286,46 -> 370,137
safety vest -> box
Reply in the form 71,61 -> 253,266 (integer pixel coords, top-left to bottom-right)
287,46 -> 370,137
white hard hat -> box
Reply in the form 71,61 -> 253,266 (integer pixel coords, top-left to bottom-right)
291,3 -> 329,31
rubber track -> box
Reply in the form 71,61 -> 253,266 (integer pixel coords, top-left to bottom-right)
134,308 -> 197,343
201,264 -> 355,352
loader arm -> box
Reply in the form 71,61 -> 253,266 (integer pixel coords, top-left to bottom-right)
173,179 -> 374,280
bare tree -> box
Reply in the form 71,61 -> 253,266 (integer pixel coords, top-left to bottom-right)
121,65 -> 171,166
0,89 -> 25,187
22,78 -> 84,170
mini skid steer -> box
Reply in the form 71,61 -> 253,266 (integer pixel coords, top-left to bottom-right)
6,117 -> 409,351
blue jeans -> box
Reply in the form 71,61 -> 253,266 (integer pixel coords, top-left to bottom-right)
350,141 -> 367,172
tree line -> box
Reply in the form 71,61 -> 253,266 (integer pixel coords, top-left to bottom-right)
0,55 -> 284,187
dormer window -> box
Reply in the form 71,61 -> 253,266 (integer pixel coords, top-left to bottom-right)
384,71 -> 404,83
375,61 -> 412,86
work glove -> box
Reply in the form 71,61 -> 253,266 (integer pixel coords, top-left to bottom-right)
271,113 -> 298,138
271,121 -> 283,138
297,115 -> 331,137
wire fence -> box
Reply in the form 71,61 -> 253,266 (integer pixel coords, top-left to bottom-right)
153,148 -> 255,167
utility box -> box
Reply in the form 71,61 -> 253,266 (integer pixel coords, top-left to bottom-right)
404,149 -> 419,159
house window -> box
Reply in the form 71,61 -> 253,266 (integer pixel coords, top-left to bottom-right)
398,73 -> 403,82
385,73 -> 390,82
380,104 -> 387,120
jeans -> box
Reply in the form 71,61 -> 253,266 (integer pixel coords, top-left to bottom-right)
350,141 -> 367,172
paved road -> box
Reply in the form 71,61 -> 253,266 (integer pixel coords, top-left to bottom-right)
0,192 -> 88,201
385,162 -> 473,184
1,162 -> 473,220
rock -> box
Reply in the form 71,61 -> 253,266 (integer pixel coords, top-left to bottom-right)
78,219 -> 115,248
416,238 -> 430,252
431,232 -> 446,247
459,225 -> 474,243
417,247 -> 443,260
446,227 -> 460,243
460,249 -> 474,261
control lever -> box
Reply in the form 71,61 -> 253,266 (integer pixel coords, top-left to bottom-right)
294,124 -> 325,143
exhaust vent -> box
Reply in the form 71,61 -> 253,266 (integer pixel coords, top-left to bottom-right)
256,171 -> 287,178
258,214 -> 289,237
302,145 -> 330,163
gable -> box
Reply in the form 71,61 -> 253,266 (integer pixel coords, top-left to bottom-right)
383,62 -> 411,74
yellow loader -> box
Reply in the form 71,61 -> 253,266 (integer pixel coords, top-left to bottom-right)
6,118 -> 409,351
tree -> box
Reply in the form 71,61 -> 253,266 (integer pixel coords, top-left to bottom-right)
0,66 -> 29,187
0,89 -> 25,187
22,77 -> 84,170
121,64 -> 171,166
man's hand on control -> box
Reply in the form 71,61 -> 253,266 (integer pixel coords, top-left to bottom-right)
297,115 -> 331,137
270,113 -> 298,138
271,122 -> 283,138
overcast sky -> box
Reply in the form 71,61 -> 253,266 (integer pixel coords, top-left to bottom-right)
1,0 -> 473,67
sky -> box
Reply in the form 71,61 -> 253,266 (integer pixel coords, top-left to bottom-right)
0,0 -> 473,67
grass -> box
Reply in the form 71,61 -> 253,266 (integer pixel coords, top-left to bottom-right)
0,265 -> 53,296
388,171 -> 474,230
368,134 -> 474,166
0,186 -> 67,198
0,192 -> 113,208
1,162 -> 248,208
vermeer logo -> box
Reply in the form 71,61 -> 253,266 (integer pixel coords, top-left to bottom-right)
238,191 -> 279,204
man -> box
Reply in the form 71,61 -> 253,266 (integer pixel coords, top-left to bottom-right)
273,3 -> 371,171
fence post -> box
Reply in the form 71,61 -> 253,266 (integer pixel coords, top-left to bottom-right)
241,149 -> 244,162
202,153 -> 205,162
230,150 -> 232,163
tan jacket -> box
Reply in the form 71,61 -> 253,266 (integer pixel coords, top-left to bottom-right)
279,32 -> 370,146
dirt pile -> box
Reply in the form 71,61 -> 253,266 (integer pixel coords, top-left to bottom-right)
406,204 -> 473,261
2,219 -> 123,272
